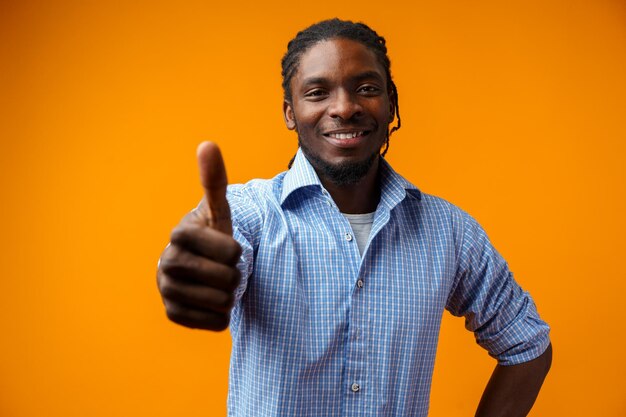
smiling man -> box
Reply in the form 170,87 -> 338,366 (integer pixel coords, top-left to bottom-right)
157,19 -> 552,417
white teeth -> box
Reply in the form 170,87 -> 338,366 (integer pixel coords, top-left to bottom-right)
329,131 -> 363,139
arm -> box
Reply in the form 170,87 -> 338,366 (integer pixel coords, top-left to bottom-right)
475,343 -> 552,417
446,210 -> 552,416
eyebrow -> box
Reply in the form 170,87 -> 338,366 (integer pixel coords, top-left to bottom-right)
300,71 -> 386,89
353,71 -> 385,84
301,77 -> 329,88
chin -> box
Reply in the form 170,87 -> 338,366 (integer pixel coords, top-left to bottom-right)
300,142 -> 381,186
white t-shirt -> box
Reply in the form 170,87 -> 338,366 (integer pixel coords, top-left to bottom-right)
342,212 -> 375,256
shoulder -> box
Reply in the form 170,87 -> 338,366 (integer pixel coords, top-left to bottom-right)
225,172 -> 287,229
411,190 -> 475,229
399,187 -> 491,257
227,171 -> 286,206
381,160 -> 471,228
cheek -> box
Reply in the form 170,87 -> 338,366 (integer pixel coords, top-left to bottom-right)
382,100 -> 394,121
365,99 -> 391,121
294,107 -> 324,131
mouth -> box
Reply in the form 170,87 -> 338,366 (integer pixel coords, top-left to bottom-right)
322,130 -> 372,149
323,130 -> 369,140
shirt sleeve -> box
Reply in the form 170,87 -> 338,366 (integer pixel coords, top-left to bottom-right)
227,184 -> 263,303
445,210 -> 551,366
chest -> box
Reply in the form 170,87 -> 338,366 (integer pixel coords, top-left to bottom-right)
244,203 -> 457,332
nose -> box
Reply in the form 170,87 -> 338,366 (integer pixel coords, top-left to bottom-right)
327,90 -> 363,120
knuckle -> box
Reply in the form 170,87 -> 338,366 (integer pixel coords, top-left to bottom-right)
156,267 -> 163,287
159,278 -> 177,300
170,224 -> 201,246
170,226 -> 188,245
158,244 -> 177,269
165,303 -> 186,325
159,247 -> 196,277
225,241 -> 242,264
158,256 -> 178,275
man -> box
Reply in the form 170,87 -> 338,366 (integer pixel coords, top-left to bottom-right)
157,18 -> 552,417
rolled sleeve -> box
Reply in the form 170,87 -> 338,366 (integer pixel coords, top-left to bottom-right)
446,211 -> 551,365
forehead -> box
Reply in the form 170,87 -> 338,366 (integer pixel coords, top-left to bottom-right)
293,38 -> 386,85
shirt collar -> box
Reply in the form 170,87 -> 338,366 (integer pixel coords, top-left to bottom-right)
280,148 -> 421,207
378,157 -> 422,209
280,148 -> 322,204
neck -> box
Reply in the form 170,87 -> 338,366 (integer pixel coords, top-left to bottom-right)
318,158 -> 381,214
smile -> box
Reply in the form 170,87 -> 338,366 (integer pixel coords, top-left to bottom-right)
324,131 -> 369,139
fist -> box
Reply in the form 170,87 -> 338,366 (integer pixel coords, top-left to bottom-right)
156,142 -> 242,331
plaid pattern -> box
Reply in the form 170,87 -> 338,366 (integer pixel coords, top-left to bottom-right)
225,149 -> 550,417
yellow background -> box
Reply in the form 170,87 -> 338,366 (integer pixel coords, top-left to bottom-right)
1,0 -> 625,415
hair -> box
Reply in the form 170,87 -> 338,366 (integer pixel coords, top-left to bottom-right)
281,18 -> 401,168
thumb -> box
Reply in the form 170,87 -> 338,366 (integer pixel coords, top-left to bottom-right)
197,141 -> 233,235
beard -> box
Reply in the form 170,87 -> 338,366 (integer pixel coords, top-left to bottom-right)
298,136 -> 381,186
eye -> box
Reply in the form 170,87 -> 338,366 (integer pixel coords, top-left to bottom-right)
304,89 -> 328,100
357,84 -> 382,96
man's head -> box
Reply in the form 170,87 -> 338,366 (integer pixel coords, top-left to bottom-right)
281,19 -> 401,184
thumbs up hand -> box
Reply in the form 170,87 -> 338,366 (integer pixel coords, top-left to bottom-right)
157,142 -> 242,331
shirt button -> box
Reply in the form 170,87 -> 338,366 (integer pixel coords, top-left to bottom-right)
357,279 -> 364,288
345,233 -> 353,241
351,383 -> 360,393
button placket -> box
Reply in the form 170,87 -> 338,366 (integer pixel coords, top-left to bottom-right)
343,216 -> 366,401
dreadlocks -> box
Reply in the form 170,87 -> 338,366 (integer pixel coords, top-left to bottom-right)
281,18 -> 401,168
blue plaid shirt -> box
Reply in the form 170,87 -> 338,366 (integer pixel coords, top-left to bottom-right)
226,149 -> 550,417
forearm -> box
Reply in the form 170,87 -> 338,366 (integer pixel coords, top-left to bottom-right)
475,343 -> 552,417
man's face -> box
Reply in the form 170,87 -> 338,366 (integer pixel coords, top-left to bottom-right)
283,38 -> 394,185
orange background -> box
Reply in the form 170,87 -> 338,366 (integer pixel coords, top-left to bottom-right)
1,1 -> 625,416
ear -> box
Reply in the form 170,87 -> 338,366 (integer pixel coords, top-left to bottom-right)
387,89 -> 396,124
283,100 -> 297,130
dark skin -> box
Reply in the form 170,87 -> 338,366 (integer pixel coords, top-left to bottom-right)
283,38 -> 393,214
157,142 -> 241,331
315,159 -> 380,214
156,38 -> 551,415
476,343 -> 552,417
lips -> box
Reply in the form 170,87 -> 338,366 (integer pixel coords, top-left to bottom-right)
323,130 -> 371,149
323,129 -> 371,138
325,131 -> 365,139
